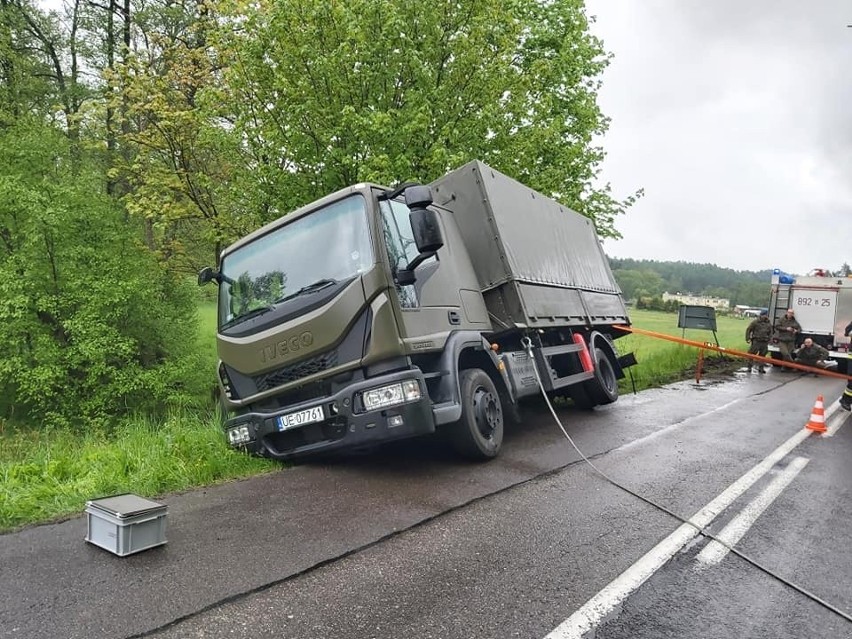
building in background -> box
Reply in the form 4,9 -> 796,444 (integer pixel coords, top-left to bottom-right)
662,292 -> 730,311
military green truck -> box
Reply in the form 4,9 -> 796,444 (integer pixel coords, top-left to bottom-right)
198,160 -> 635,461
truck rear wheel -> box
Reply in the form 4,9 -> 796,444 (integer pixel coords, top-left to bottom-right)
449,368 -> 504,460
584,347 -> 619,406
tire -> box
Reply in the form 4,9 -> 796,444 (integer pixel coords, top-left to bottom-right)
584,347 -> 619,406
448,368 -> 504,460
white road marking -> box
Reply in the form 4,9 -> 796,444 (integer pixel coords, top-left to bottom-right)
543,428 -> 811,639
615,397 -> 743,452
822,400 -> 850,437
695,456 -> 809,567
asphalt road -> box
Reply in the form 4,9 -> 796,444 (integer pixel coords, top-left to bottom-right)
2,369 -> 851,639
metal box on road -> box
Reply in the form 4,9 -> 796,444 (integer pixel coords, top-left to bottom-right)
85,494 -> 167,557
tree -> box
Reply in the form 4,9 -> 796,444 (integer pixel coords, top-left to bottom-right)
612,268 -> 665,301
2,0 -> 95,149
215,0 -> 637,239
610,257 -> 773,306
114,0 -> 262,270
1,0 -> 44,122
0,119 -> 205,426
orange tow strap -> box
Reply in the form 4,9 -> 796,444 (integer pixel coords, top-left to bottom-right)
612,325 -> 852,382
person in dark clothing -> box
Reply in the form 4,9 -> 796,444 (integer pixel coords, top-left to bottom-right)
773,308 -> 801,367
745,310 -> 772,373
793,338 -> 837,373
841,320 -> 852,411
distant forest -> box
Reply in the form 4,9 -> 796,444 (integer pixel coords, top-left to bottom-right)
608,258 -> 775,308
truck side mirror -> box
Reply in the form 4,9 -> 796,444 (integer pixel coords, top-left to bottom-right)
391,185 -> 443,287
409,207 -> 444,254
404,185 -> 443,254
404,185 -> 433,209
198,266 -> 219,286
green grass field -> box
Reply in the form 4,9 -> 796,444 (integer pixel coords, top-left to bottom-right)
0,412 -> 274,531
199,300 -> 219,371
0,305 -> 749,532
616,309 -> 749,389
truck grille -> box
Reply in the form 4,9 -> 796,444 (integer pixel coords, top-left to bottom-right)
254,350 -> 339,393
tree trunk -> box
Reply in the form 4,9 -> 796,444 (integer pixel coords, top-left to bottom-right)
105,0 -> 116,195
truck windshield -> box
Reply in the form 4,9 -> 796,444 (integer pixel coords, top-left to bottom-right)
218,194 -> 373,328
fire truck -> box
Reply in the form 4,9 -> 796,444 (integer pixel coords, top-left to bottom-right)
767,268 -> 852,372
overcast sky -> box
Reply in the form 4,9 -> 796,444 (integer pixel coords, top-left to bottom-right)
585,0 -> 852,275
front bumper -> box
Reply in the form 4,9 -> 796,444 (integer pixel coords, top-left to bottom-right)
224,369 -> 435,460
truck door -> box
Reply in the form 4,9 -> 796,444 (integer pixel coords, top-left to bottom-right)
377,195 -> 487,347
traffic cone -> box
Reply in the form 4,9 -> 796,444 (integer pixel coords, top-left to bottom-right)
805,395 -> 827,433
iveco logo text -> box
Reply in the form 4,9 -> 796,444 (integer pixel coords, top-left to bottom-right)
260,332 -> 314,362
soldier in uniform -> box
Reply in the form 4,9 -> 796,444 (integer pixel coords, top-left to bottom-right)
773,308 -> 801,368
793,338 -> 837,372
745,310 -> 772,373
841,320 -> 852,411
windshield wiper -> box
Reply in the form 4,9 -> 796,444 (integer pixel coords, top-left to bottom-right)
220,304 -> 274,330
276,278 -> 338,303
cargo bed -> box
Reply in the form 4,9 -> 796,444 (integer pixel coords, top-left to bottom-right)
431,160 -> 629,332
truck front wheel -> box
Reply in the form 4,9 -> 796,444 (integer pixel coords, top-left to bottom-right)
449,368 -> 504,460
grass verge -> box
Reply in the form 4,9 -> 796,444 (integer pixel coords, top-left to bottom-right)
0,410 -> 274,532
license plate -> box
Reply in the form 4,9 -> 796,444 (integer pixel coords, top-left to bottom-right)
276,406 -> 325,431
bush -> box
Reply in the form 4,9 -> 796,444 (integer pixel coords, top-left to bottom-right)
0,121 -> 206,427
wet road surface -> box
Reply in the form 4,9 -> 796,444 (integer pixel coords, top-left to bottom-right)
1,371 -> 851,638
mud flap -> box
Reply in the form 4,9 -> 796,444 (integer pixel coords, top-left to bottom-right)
618,352 -> 637,373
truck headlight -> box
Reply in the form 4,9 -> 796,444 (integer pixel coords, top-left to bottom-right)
227,425 -> 252,445
361,379 -> 421,411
